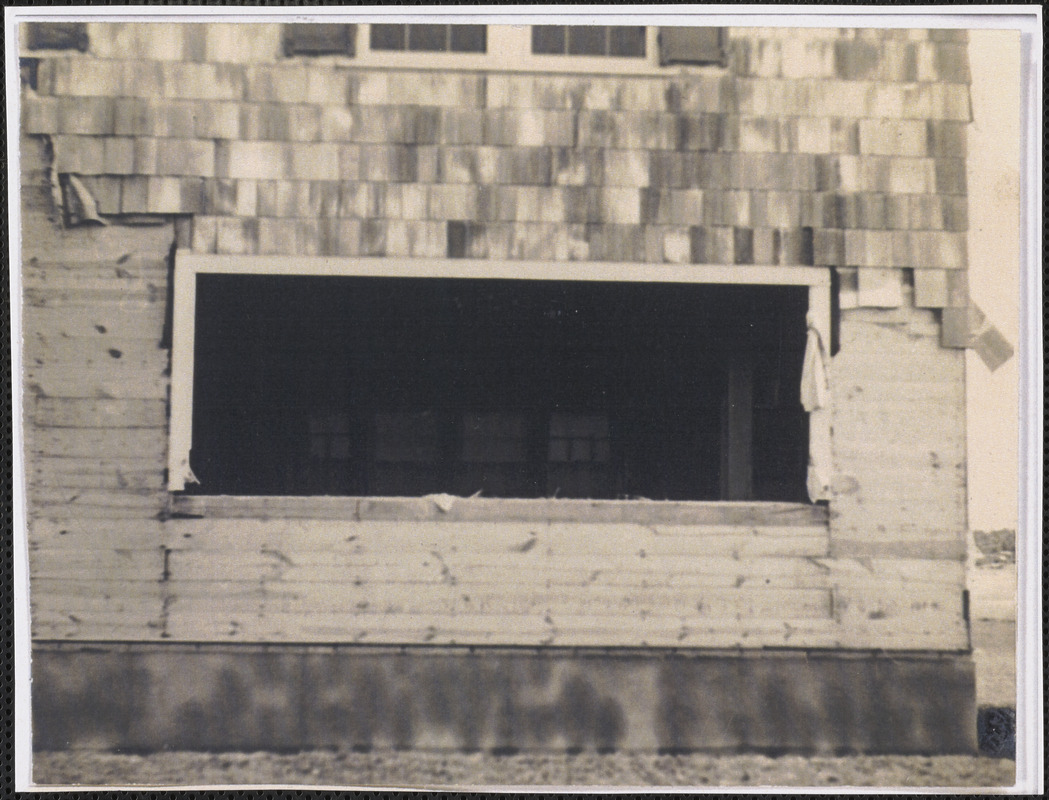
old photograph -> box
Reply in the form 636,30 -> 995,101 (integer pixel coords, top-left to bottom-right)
8,7 -> 1040,792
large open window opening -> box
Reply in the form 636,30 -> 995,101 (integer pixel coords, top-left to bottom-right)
183,273 -> 811,502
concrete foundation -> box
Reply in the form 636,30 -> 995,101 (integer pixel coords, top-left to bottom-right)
32,643 -> 977,755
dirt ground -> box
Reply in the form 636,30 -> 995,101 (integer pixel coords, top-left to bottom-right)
33,749 -> 1016,790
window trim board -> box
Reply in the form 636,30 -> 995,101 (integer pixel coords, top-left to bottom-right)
168,253 -> 831,494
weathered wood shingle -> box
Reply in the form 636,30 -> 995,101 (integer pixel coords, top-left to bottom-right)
23,24 -> 972,311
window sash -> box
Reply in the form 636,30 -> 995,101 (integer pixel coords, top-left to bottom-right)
369,23 -> 487,54
531,25 -> 646,58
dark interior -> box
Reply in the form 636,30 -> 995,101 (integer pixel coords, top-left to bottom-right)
189,275 -> 809,501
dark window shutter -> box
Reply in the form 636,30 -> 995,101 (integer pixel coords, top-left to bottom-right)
449,24 -> 487,54
283,23 -> 356,57
26,22 -> 89,52
658,27 -> 725,66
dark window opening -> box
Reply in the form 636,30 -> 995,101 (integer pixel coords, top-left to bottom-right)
188,276 -> 808,501
532,25 -> 646,58
282,23 -> 357,57
26,22 -> 89,52
370,23 -> 487,53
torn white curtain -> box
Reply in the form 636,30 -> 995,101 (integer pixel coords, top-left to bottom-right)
800,318 -> 832,502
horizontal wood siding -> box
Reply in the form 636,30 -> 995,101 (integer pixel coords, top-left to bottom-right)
19,134 -> 174,646
28,511 -> 970,650
825,291 -> 967,646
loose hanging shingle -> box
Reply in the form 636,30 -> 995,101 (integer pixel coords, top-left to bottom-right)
59,173 -> 106,227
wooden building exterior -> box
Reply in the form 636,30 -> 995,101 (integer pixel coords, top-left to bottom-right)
20,21 -> 978,754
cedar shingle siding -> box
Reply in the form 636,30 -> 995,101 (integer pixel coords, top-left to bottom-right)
23,25 -> 970,319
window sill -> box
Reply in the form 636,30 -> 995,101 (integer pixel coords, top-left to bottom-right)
167,494 -> 828,527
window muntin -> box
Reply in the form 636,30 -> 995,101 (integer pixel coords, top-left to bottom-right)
370,23 -> 487,54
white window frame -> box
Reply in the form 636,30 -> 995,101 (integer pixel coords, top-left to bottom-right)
168,254 -> 831,493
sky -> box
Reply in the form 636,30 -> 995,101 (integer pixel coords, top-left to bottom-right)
965,29 -> 1023,533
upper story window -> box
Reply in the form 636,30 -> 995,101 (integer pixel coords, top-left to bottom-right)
531,25 -> 646,58
274,23 -> 725,74
282,23 -> 357,57
369,23 -> 487,53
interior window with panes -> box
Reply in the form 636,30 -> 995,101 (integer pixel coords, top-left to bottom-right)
187,276 -> 809,502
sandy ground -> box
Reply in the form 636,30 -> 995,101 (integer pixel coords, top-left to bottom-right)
33,750 -> 1016,790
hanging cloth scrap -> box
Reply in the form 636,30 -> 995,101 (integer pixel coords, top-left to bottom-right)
800,313 -> 832,502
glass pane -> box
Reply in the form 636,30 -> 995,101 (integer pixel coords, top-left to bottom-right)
450,24 -> 487,53
567,26 -> 607,56
550,412 -> 608,438
461,412 -> 528,463
370,23 -> 406,51
309,435 -> 327,459
531,25 -> 566,54
374,411 -> 439,462
408,24 -> 448,52
549,438 -> 570,462
569,439 -> 592,462
330,435 -> 351,460
593,439 -> 611,463
609,26 -> 646,57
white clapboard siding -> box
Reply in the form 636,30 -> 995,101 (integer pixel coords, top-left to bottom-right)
829,305 -> 967,564
31,615 -> 168,641
163,584 -> 833,621
31,458 -> 167,491
28,517 -> 169,547
22,306 -> 165,342
29,398 -> 168,429
159,609 -> 964,650
23,287 -> 167,310
25,368 -> 169,400
22,334 -> 170,367
160,519 -> 828,557
169,495 -> 829,526
28,548 -> 164,580
835,379 -> 964,404
29,428 -> 169,459
19,211 -> 175,258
